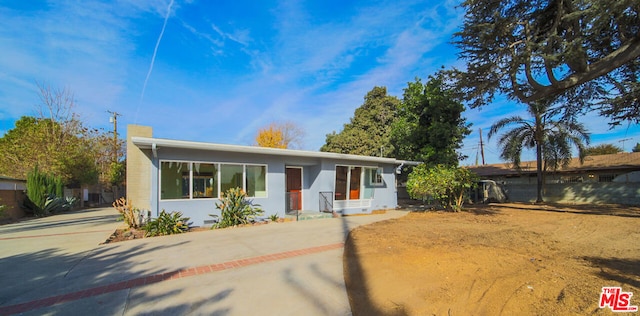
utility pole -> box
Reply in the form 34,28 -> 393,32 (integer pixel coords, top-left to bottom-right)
479,128 -> 486,165
618,138 -> 632,152
107,111 -> 122,163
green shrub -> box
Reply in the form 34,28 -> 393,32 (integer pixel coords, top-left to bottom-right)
42,195 -> 77,214
211,188 -> 264,228
26,166 -> 64,216
143,210 -> 190,237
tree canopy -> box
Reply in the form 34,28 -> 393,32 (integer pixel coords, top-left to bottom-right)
0,84 -> 114,187
391,74 -> 471,165
321,86 -> 400,157
452,0 -> 640,125
584,144 -> 623,156
254,121 -> 305,149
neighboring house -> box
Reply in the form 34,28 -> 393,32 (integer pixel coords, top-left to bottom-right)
127,125 -> 413,226
467,152 -> 640,205
0,176 -> 26,220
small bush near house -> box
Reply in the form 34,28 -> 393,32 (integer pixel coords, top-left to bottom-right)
211,187 -> 263,228
25,166 -> 65,216
143,210 -> 190,237
112,197 -> 143,229
42,195 -> 78,214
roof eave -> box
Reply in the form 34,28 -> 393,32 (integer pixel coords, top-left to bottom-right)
131,137 -> 403,164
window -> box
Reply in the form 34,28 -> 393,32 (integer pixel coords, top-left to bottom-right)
369,167 -> 383,185
193,163 -> 217,198
161,161 -> 189,199
246,165 -> 267,197
599,174 -> 615,182
160,160 -> 267,200
220,164 -> 244,194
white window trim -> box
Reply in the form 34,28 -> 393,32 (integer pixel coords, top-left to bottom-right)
334,164 -> 374,203
368,167 -> 384,186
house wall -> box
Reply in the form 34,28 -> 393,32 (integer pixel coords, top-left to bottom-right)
146,146 -> 397,225
126,125 -> 153,210
0,188 -> 26,220
503,183 -> 640,205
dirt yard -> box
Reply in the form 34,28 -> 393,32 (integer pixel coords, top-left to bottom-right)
344,203 -> 640,315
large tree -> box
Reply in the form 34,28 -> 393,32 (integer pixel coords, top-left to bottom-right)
391,74 -> 471,165
452,0 -> 640,125
321,86 -> 400,157
488,101 -> 590,203
0,84 -> 110,187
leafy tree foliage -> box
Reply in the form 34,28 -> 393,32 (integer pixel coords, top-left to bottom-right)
407,164 -> 478,212
633,143 -> 640,153
255,124 -> 286,148
488,102 -> 590,203
452,0 -> 640,125
255,121 -> 305,149
391,74 -> 471,165
0,116 -> 102,187
321,86 -> 399,157
584,144 -> 623,156
0,84 -> 113,187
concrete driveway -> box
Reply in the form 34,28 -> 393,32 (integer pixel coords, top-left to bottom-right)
0,208 -> 407,315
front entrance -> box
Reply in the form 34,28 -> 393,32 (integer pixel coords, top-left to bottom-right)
285,167 -> 302,213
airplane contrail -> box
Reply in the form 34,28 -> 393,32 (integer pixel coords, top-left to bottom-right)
135,0 -> 175,123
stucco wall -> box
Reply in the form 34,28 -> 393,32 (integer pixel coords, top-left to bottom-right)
503,183 -> 640,205
147,146 -> 398,224
126,125 -> 153,210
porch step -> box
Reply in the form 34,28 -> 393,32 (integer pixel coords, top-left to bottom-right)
285,211 -> 335,221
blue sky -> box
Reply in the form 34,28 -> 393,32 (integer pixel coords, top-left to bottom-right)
0,0 -> 638,165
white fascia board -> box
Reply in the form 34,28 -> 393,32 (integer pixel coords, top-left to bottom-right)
131,137 -> 404,164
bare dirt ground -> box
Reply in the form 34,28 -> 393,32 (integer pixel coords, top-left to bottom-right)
344,203 -> 640,315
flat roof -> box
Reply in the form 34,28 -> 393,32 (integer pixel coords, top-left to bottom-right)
132,136 -> 419,165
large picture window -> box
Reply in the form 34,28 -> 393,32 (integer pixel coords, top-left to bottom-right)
160,160 -> 267,200
193,163 -> 217,198
246,165 -> 267,197
161,161 -> 189,200
220,164 -> 243,194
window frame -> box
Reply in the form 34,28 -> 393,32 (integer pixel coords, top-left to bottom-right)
159,160 -> 268,201
368,167 -> 384,186
334,164 -> 370,201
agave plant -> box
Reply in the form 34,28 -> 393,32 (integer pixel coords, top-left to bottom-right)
143,210 -> 190,237
211,187 -> 263,228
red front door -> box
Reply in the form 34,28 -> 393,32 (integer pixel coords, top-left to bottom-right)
286,167 -> 302,210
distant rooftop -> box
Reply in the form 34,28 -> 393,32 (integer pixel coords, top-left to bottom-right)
468,152 -> 640,177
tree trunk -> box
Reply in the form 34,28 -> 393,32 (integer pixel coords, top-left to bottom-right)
535,141 -> 544,203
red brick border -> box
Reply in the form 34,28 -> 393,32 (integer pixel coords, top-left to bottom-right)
0,242 -> 344,315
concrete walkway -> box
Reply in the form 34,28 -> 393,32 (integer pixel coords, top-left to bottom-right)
0,208 -> 408,315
